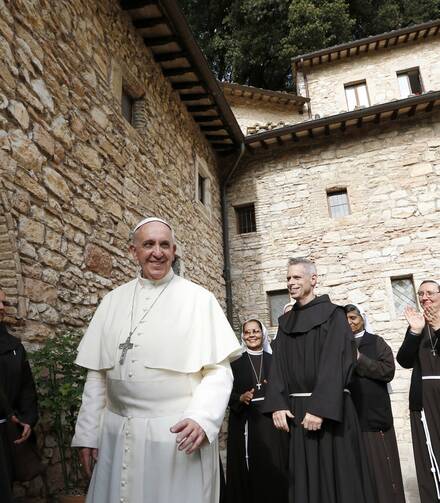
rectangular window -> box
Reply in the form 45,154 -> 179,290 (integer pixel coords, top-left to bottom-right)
397,69 -> 423,98
391,276 -> 417,315
327,189 -> 350,218
344,81 -> 370,111
236,204 -> 256,234
198,174 -> 206,205
268,290 -> 289,326
121,88 -> 134,124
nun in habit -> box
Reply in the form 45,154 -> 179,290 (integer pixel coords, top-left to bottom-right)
226,318 -> 288,503
345,304 -> 406,503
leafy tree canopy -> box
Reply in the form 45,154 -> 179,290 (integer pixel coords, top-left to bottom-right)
179,0 -> 440,90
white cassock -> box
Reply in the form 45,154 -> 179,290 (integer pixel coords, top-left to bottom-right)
72,269 -> 241,503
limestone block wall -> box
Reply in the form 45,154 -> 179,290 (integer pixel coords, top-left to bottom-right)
227,110 -> 440,503
300,37 -> 440,118
226,94 -> 306,134
0,0 -> 227,353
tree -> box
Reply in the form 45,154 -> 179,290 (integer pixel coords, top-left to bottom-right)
179,0 -> 440,90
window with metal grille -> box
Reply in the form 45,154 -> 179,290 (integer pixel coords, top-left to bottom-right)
121,88 -> 134,124
391,276 -> 417,315
268,290 -> 289,325
397,68 -> 423,98
327,189 -> 350,218
344,81 -> 370,111
236,204 -> 256,234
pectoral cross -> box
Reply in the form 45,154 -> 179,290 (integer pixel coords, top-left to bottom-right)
256,383 -> 262,390
119,336 -> 134,365
432,349 -> 437,357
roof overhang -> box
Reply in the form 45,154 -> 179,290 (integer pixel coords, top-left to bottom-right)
293,20 -> 440,70
245,91 -> 440,152
120,0 -> 243,155
221,82 -> 308,111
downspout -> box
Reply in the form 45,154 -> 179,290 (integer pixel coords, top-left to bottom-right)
221,142 -> 246,324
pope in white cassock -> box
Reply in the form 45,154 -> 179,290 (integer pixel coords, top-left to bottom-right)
72,217 -> 241,503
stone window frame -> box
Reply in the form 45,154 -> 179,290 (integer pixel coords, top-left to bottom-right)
194,155 -> 212,217
326,187 -> 351,218
396,67 -> 424,98
109,59 -> 145,129
344,79 -> 370,111
267,289 -> 289,326
235,203 -> 257,234
389,274 -> 418,318
172,242 -> 185,277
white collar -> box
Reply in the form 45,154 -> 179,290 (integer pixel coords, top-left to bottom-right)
246,348 -> 264,356
137,269 -> 174,288
354,330 -> 365,339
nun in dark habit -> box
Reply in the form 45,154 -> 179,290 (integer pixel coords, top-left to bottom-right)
225,318 -> 288,503
345,303 -> 406,503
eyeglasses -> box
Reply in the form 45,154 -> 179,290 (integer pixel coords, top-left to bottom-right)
244,329 -> 262,335
417,291 -> 440,298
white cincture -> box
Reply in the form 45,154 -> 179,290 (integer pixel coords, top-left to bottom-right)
0,419 -> 7,424
244,420 -> 249,470
290,389 -> 350,397
422,376 -> 440,380
251,397 -> 265,402
421,409 -> 440,500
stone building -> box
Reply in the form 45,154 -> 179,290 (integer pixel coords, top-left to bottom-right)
1,0 -> 440,501
225,20 -> 440,503
0,0 -> 243,498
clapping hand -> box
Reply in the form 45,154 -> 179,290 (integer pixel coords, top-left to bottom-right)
404,306 -> 425,334
425,305 -> 440,331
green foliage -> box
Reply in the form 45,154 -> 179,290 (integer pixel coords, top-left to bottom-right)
179,0 -> 440,90
29,330 -> 87,494
285,0 -> 355,57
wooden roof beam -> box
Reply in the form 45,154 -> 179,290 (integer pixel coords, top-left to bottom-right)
187,104 -> 218,113
121,0 -> 156,9
276,137 -> 284,146
133,17 -> 166,29
260,141 -> 268,149
407,105 -> 417,117
390,109 -> 399,120
340,121 -> 346,132
179,93 -> 210,101
193,114 -> 221,122
163,67 -> 194,77
200,125 -> 227,132
154,51 -> 188,63
204,135 -> 230,141
291,132 -> 299,142
425,101 -> 435,112
374,112 -> 381,123
144,35 -> 179,46
172,81 -> 203,90
356,117 -> 363,127
324,124 -> 330,135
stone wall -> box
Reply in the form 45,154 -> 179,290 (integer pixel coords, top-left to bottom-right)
298,36 -> 440,118
0,0 -> 227,497
226,94 -> 306,134
227,110 -> 440,503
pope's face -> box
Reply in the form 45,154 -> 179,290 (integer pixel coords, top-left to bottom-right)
418,282 -> 440,312
130,222 -> 176,280
242,320 -> 263,351
286,264 -> 316,303
0,290 -> 6,322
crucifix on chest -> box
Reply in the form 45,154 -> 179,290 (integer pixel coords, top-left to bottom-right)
119,336 -> 134,365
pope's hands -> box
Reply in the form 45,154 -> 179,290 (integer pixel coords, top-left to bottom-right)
79,447 -> 99,477
240,388 -> 254,405
272,410 -> 294,432
404,306 -> 425,334
170,418 -> 206,455
302,412 -> 323,431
